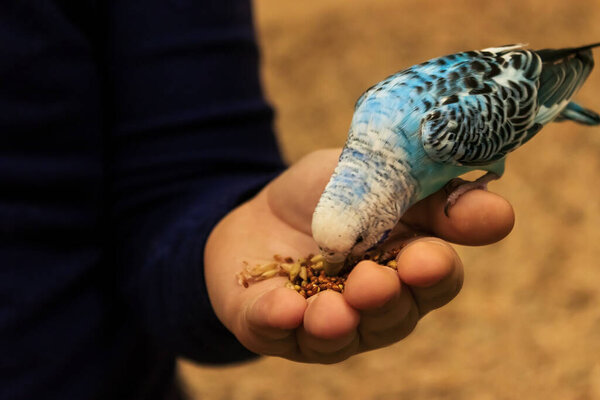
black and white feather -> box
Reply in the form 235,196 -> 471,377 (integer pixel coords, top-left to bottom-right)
421,43 -> 598,166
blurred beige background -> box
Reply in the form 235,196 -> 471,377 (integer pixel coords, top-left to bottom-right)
180,0 -> 600,398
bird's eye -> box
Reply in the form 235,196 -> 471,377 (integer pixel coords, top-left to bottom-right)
354,235 -> 364,245
379,229 -> 392,243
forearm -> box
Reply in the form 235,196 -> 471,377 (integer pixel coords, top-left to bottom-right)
104,0 -> 284,361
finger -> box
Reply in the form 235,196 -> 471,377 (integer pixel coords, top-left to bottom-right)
297,290 -> 360,362
343,260 -> 419,350
343,260 -> 403,310
297,332 -> 360,364
402,187 -> 515,246
359,304 -> 420,351
395,238 -> 464,316
266,148 -> 341,235
242,286 -> 306,356
302,288 -> 360,339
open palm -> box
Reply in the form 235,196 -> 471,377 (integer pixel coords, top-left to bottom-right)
205,149 -> 514,363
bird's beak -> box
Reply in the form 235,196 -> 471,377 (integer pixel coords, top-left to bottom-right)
323,260 -> 345,276
322,252 -> 347,276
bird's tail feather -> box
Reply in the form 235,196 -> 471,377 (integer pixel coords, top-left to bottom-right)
555,101 -> 600,126
535,43 -> 598,124
536,42 -> 600,64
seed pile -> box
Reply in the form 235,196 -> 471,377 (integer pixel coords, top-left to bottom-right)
237,247 -> 403,299
284,256 -> 348,298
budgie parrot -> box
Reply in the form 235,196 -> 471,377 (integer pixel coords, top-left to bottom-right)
312,43 -> 600,275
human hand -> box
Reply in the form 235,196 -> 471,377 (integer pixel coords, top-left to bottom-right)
204,149 -> 514,363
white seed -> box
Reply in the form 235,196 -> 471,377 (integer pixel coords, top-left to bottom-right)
280,263 -> 293,273
289,262 -> 301,281
299,266 -> 308,281
310,254 -> 324,263
250,262 -> 278,276
260,269 -> 279,279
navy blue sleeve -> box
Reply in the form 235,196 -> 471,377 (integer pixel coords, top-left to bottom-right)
105,0 -> 285,362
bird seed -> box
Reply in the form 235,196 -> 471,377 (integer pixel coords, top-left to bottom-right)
237,247 -> 403,298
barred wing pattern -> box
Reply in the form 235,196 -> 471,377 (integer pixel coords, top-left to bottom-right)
420,45 -> 595,166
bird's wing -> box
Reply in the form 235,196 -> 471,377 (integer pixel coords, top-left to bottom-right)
554,101 -> 600,125
420,44 -> 597,166
420,48 -> 542,166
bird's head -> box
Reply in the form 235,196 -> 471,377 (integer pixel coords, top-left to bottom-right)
312,212 -> 360,263
311,209 -> 362,275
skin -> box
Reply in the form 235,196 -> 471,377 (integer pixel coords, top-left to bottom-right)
204,148 -> 514,363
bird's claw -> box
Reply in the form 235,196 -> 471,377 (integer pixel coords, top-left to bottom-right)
443,172 -> 501,217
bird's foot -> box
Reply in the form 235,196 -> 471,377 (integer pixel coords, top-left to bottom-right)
443,172 -> 501,217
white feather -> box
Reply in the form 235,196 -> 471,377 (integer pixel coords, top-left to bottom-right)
482,43 -> 528,53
